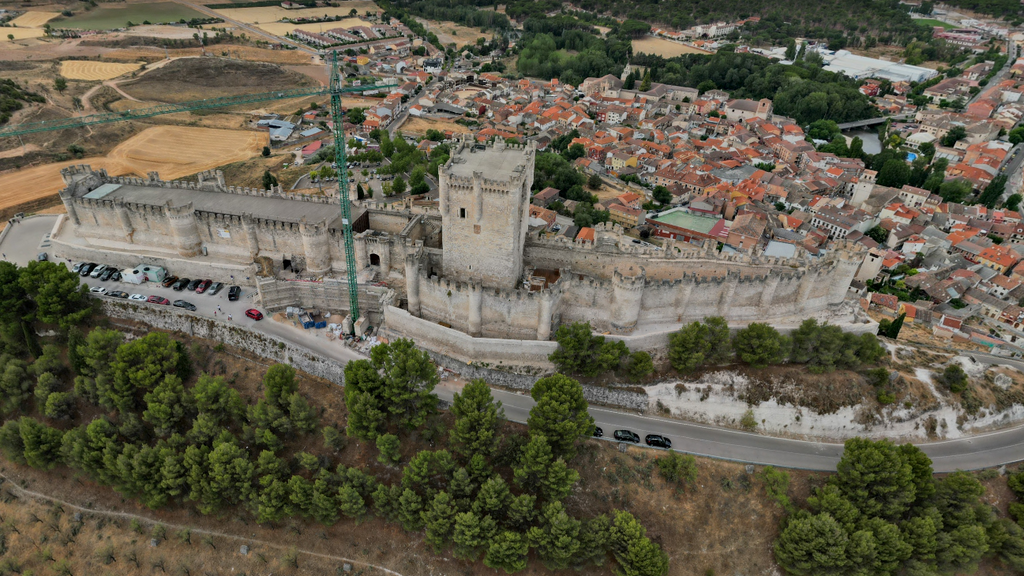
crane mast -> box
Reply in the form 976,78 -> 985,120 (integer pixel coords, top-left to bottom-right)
329,50 -> 362,329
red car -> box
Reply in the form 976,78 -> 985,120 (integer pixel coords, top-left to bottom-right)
196,279 -> 212,294
245,308 -> 264,321
147,295 -> 171,305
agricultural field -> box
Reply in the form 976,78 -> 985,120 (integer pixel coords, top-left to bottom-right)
59,60 -> 142,81
246,18 -> 373,38
2,11 -> 59,41
632,36 -> 712,58
119,57 -> 315,103
398,116 -> 473,136
414,17 -> 492,48
51,2 -> 206,30
0,126 -> 267,215
211,4 -> 379,24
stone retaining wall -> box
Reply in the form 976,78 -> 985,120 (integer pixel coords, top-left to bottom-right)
99,300 -> 347,384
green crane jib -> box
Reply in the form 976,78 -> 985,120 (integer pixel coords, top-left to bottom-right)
0,55 -> 396,329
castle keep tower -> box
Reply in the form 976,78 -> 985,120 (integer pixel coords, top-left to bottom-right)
438,139 -> 535,289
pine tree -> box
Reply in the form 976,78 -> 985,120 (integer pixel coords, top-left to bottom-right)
450,379 -> 504,461
453,511 -> 485,560
335,481 -> 368,522
527,374 -> 595,459
473,475 -> 511,519
610,510 -> 668,576
507,494 -> 537,531
422,491 -> 457,552
397,488 -> 424,531
513,434 -> 579,501
528,502 -> 581,570
484,531 -> 529,573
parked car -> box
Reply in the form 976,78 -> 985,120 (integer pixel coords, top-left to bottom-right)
228,286 -> 241,301
99,268 -> 116,281
172,278 -> 190,291
613,430 -> 640,443
129,294 -> 147,301
147,295 -> 171,305
593,426 -> 604,438
89,286 -> 107,294
37,252 -> 48,262
79,263 -> 97,277
110,271 -> 121,282
186,279 -> 202,291
207,282 -> 224,295
195,279 -> 212,294
173,300 -> 197,311
162,276 -> 179,288
644,434 -> 672,449
107,290 -> 129,299
89,264 -> 108,278
72,262 -> 85,273
245,308 -> 264,321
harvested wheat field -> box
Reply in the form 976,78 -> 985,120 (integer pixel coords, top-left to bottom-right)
0,126 -> 267,214
8,11 -> 59,28
60,60 -> 142,80
632,36 -> 712,57
399,117 -> 472,136
2,11 -> 59,41
107,125 -> 268,176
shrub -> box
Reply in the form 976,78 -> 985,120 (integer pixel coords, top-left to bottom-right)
939,364 -> 968,393
760,466 -> 792,510
656,452 -> 698,485
740,409 -> 758,431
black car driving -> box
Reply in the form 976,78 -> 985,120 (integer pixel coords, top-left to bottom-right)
644,434 -> 672,449
173,300 -> 197,311
613,430 -> 640,443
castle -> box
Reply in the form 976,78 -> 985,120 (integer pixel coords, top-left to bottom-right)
52,138 -> 870,354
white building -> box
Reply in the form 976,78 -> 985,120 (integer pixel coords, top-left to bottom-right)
821,50 -> 938,83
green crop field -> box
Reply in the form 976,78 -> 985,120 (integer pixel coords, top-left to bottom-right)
914,18 -> 957,29
53,2 -> 206,29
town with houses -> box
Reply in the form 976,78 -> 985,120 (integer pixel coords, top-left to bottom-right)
256,5 -> 1024,359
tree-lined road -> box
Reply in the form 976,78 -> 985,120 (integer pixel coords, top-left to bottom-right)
2,216 -> 1023,472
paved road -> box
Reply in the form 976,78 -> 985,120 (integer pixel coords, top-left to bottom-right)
170,0 -> 319,56
3,217 -> 1024,471
434,383 -> 1024,472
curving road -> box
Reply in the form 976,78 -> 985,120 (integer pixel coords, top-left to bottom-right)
435,383 -> 1024,472
2,216 -> 1023,472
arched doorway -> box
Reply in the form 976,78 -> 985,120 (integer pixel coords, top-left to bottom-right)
369,253 -> 381,266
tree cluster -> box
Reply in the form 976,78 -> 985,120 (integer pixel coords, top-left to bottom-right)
775,438 -> 1024,575
668,317 -> 886,373
549,322 -> 654,379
